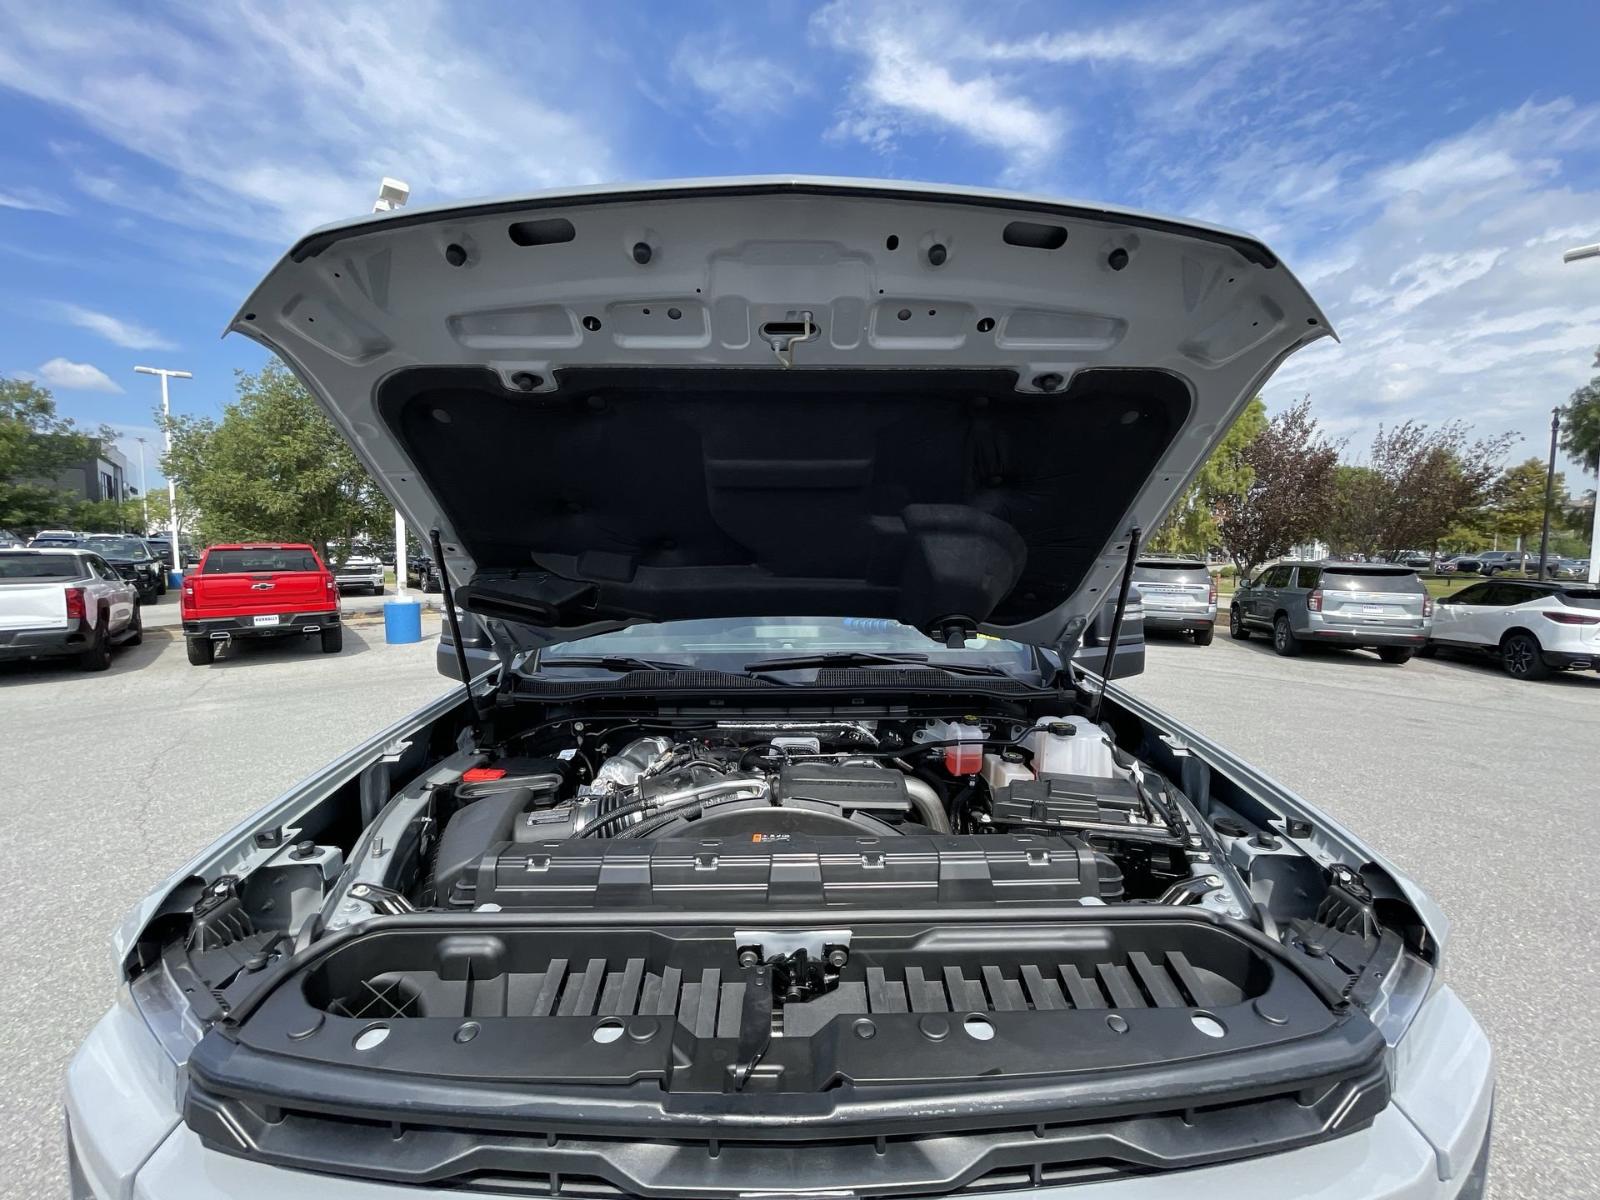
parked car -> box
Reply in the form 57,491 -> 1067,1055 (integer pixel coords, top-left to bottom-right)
1231,561 -> 1432,662
0,547 -> 141,669
1391,551 -> 1432,570
1438,555 -> 1481,574
82,533 -> 166,601
179,542 -> 342,664
332,551 -> 386,595
1475,550 -> 1537,576
1130,555 -> 1216,644
28,529 -> 83,548
1426,577 -> 1600,679
146,535 -> 200,567
0,528 -> 23,548
65,180 -> 1492,1200
406,548 -> 443,592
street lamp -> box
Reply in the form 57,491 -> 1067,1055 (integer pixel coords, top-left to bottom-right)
1538,408 -> 1559,580
374,177 -> 411,595
1565,242 -> 1600,586
134,436 -> 149,530
133,365 -> 192,576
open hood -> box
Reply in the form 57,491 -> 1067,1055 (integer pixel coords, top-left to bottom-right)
230,177 -> 1330,657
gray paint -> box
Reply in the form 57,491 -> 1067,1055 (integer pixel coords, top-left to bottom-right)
228,177 -> 1330,659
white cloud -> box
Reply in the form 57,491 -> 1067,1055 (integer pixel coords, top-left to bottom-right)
35,357 -> 123,392
813,2 -> 1063,182
973,4 -> 1296,68
0,185 -> 69,214
671,33 -> 809,120
0,0 -> 621,244
812,1 -> 1303,188
53,303 -> 176,351
1262,102 -> 1600,467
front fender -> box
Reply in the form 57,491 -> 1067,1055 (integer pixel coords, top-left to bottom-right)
1102,682 -> 1450,961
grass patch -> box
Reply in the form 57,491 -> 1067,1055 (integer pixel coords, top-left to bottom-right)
1421,575 -> 1479,598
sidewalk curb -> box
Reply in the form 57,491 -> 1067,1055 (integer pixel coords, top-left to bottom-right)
141,607 -> 437,641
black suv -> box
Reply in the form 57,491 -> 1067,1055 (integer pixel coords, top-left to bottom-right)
81,534 -> 165,601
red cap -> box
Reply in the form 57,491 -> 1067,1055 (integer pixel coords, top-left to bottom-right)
461,767 -> 507,782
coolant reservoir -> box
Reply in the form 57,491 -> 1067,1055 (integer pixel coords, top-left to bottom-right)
1024,716 -> 1118,778
925,719 -> 984,775
981,751 -> 1034,792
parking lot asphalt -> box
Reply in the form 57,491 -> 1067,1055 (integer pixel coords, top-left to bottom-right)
0,624 -> 1593,1197
135,585 -> 432,628
0,614 -> 454,1197
1126,632 -> 1600,1200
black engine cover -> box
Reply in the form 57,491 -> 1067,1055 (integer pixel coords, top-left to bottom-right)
460,831 -> 1122,910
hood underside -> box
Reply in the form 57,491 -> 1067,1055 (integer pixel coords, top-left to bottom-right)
231,177 -> 1331,653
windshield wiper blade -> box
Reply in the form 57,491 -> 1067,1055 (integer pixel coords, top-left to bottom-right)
743,651 -> 1015,678
535,654 -> 801,686
537,654 -> 706,673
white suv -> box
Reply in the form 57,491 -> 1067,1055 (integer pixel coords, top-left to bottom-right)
1426,578 -> 1600,679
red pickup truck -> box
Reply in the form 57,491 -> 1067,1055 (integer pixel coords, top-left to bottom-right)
180,543 -> 342,665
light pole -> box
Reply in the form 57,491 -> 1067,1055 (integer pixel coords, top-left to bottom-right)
1565,242 -> 1600,585
134,436 -> 149,530
1538,408 -> 1559,580
133,365 -> 192,574
374,178 -> 412,595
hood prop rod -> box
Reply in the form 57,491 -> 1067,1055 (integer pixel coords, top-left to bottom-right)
1088,527 -> 1141,726
430,528 -> 489,742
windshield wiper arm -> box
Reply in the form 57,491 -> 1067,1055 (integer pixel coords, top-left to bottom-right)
743,651 -> 1014,678
537,654 -> 705,673
535,654 -> 801,687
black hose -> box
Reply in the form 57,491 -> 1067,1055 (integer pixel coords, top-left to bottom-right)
577,795 -> 649,837
949,781 -> 978,832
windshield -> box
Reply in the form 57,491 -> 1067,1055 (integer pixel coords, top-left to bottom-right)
537,617 -> 1039,677
0,553 -> 83,581
1322,568 -> 1422,593
202,548 -> 321,573
84,536 -> 150,559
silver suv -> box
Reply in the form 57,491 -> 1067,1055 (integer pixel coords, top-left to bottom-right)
1230,561 -> 1432,663
1131,556 -> 1216,644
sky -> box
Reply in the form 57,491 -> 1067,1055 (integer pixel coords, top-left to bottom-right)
2,0 -> 1599,491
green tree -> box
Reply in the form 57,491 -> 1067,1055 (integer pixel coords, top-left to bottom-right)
1215,397 -> 1341,577
1148,397 -> 1265,557
1333,421 -> 1516,559
1489,458 -> 1565,549
71,495 -> 152,535
0,376 -> 102,532
1324,464 -> 1383,558
1558,357 -> 1600,475
163,362 -> 389,561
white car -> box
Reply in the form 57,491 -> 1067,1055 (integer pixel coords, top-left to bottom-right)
0,547 -> 142,670
1425,577 -> 1600,679
333,553 -> 386,594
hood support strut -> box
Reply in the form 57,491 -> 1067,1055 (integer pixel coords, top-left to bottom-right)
431,528 -> 489,741
1088,528 -> 1142,725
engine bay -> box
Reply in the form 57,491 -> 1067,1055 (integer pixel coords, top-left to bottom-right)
369,714 -> 1217,920
142,688 -> 1438,1187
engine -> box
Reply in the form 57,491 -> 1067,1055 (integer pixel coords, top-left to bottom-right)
421,717 -> 1200,914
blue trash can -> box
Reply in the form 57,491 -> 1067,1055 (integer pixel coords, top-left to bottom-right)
168,570 -> 185,590
383,598 -> 423,644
